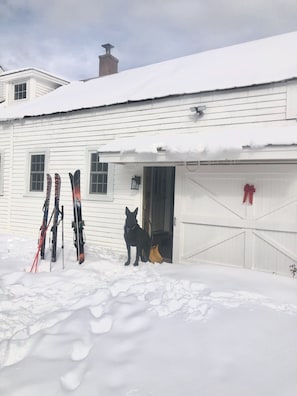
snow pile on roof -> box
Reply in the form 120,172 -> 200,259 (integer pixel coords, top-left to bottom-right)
0,67 -> 69,82
1,31 -> 297,120
98,125 -> 297,158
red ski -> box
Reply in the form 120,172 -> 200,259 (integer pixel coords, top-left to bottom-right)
30,174 -> 53,272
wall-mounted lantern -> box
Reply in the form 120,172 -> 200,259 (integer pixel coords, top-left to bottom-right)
190,105 -> 206,116
131,176 -> 141,190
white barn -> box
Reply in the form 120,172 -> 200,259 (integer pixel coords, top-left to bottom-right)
1,32 -> 297,276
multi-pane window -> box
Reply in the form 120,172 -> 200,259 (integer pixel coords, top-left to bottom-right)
14,82 -> 27,100
89,153 -> 108,194
30,154 -> 45,192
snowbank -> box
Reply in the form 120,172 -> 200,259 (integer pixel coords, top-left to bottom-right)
0,234 -> 297,395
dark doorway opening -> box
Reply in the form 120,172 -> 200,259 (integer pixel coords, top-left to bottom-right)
143,167 -> 175,262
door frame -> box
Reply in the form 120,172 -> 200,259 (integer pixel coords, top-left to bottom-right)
143,166 -> 175,262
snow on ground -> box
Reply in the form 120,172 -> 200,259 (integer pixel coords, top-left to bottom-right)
0,233 -> 297,396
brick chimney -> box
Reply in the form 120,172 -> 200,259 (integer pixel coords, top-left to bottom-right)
99,43 -> 119,77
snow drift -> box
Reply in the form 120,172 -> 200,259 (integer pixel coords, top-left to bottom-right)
0,234 -> 297,395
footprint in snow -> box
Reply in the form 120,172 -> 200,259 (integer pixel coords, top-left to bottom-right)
90,314 -> 113,334
71,340 -> 93,361
60,364 -> 85,391
89,304 -> 103,318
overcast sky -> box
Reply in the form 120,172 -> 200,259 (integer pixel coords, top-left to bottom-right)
1,0 -> 297,81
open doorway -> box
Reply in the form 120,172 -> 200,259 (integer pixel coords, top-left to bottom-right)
143,166 -> 175,262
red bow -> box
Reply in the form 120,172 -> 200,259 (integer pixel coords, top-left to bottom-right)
243,184 -> 256,205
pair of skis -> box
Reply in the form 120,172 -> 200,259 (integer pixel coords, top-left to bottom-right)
50,173 -> 63,271
69,170 -> 85,265
30,173 -> 63,272
31,170 -> 85,272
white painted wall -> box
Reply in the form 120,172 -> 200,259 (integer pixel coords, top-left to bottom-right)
0,81 -> 296,259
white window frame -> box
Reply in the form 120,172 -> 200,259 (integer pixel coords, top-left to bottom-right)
85,149 -> 114,201
25,151 -> 48,196
14,81 -> 27,101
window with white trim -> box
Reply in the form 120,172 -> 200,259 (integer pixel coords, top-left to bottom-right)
30,154 -> 45,192
87,151 -> 114,200
14,82 -> 27,100
90,152 -> 108,194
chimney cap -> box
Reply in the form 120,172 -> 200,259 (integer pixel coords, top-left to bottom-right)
101,43 -> 114,55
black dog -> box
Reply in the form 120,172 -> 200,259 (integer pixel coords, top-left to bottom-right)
124,207 -> 151,266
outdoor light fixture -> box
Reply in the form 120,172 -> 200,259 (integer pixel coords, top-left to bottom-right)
131,176 -> 141,190
157,146 -> 166,152
190,105 -> 206,115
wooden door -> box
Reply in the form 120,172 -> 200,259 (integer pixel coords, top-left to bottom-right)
174,164 -> 297,276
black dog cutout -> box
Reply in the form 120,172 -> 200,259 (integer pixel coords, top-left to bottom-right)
124,207 -> 151,266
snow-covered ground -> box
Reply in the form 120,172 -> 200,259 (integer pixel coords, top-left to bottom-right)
0,233 -> 296,396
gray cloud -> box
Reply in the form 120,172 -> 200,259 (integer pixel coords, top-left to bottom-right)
1,0 -> 297,80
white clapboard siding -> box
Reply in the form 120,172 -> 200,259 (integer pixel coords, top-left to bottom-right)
0,83 -> 4,101
0,81 -> 293,256
0,127 -> 12,229
35,80 -> 60,97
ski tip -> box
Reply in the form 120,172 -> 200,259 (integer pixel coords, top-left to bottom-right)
78,253 -> 85,264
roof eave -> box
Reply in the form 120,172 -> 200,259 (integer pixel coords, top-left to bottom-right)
3,75 -> 297,122
98,145 -> 297,164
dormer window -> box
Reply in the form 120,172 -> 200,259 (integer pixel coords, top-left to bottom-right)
14,82 -> 27,100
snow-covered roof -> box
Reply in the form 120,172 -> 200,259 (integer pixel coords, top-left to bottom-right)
1,31 -> 297,121
0,67 -> 69,84
98,125 -> 297,163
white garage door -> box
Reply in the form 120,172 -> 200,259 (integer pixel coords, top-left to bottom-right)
174,164 -> 297,276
